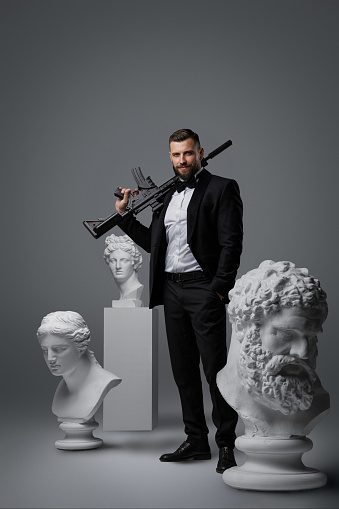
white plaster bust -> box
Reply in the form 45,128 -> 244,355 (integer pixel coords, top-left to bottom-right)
104,234 -> 144,306
37,311 -> 121,423
217,260 -> 330,437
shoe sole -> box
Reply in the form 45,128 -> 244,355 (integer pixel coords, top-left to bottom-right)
160,453 -> 212,462
216,463 -> 237,474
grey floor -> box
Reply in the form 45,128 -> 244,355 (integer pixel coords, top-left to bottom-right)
1,409 -> 338,509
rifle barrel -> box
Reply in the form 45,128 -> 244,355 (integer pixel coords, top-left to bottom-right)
202,139 -> 232,166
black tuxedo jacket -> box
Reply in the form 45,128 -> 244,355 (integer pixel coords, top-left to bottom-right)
119,169 -> 243,308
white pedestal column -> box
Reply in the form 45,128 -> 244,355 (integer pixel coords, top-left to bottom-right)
103,308 -> 158,431
224,435 -> 327,491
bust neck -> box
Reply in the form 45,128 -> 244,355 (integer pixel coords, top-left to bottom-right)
118,272 -> 142,299
62,353 -> 92,393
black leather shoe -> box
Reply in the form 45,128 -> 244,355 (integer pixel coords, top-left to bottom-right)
159,441 -> 211,462
216,446 -> 237,473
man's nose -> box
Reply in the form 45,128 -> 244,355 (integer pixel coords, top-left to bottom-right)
179,154 -> 187,164
290,337 -> 309,359
116,260 -> 121,269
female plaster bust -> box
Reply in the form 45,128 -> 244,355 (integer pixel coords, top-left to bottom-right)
37,311 -> 121,423
104,234 -> 144,305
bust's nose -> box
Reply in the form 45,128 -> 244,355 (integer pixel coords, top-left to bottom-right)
290,336 -> 309,359
47,349 -> 56,362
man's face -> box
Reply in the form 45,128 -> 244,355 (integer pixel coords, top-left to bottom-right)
40,334 -> 81,377
108,249 -> 135,284
238,307 -> 322,415
169,138 -> 204,181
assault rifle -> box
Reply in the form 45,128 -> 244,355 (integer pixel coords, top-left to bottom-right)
83,139 -> 232,239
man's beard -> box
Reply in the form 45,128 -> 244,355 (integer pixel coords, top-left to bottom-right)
238,337 -> 317,415
173,161 -> 201,181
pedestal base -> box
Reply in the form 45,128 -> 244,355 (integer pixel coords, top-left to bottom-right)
224,435 -> 327,491
55,420 -> 103,450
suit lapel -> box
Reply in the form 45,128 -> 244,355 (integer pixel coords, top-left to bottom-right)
153,187 -> 176,247
187,169 -> 212,244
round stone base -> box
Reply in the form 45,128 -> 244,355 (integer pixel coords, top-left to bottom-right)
223,435 -> 327,491
55,420 -> 103,450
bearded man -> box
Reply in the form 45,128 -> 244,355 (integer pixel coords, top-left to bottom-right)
115,129 -> 243,473
217,260 -> 330,437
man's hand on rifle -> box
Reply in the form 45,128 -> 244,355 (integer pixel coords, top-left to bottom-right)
115,187 -> 139,214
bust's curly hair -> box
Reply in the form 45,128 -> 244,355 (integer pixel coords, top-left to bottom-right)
103,234 -> 142,271
228,260 -> 328,342
37,311 -> 91,354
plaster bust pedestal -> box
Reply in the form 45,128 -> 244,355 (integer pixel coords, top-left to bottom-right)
55,418 -> 103,450
103,308 -> 158,431
217,260 -> 330,491
225,435 -> 327,491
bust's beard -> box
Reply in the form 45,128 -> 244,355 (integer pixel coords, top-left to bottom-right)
238,338 -> 317,415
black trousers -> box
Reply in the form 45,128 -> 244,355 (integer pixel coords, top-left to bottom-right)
163,275 -> 238,449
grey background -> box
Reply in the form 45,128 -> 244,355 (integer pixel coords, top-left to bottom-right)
1,0 -> 338,508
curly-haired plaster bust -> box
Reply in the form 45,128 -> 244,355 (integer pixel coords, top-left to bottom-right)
217,260 -> 329,437
104,234 -> 144,304
37,311 -> 121,423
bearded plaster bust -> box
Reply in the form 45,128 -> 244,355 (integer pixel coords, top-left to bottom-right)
217,260 -> 330,437
37,311 -> 121,423
104,234 -> 144,306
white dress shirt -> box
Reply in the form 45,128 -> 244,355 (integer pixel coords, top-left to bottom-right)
164,171 -> 203,273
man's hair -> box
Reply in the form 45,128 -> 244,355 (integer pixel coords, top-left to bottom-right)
103,234 -> 142,271
228,260 -> 328,342
169,129 -> 200,149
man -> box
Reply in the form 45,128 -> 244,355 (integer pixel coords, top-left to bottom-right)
115,129 -> 243,473
217,260 -> 330,437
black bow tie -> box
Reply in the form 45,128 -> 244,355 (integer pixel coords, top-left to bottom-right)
175,175 -> 197,193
